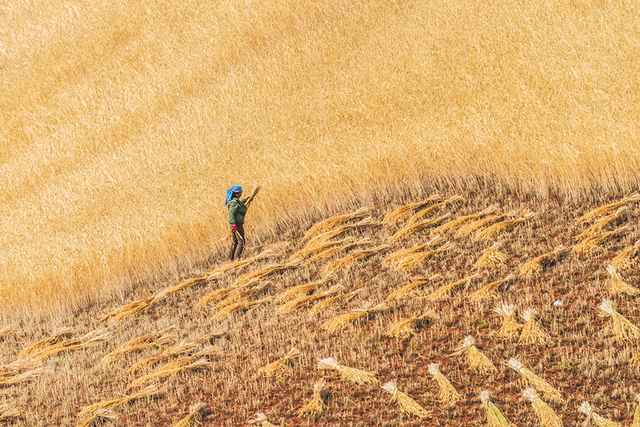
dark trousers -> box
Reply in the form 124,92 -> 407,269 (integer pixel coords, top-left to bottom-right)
229,223 -> 245,261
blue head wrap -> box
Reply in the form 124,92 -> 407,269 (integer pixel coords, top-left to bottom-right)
225,185 -> 243,206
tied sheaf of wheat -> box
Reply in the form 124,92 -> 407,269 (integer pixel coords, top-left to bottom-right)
302,206 -> 373,241
321,303 -> 389,333
474,211 -> 535,241
317,357 -> 377,385
523,388 -> 563,427
428,364 -> 462,404
611,240 -> 640,271
470,275 -> 514,301
322,244 -> 390,274
381,381 -> 431,418
258,348 -> 303,379
520,246 -> 569,278
387,213 -> 451,242
392,242 -> 454,271
404,195 -> 463,226
433,204 -> 499,234
578,206 -> 628,240
607,265 -> 640,297
578,401 -> 622,427
304,217 -> 379,247
480,391 -> 515,427
455,213 -> 508,238
383,235 -> 444,266
508,358 -> 564,403
386,274 -> 443,301
518,309 -> 553,346
473,243 -> 508,270
493,304 -> 522,338
277,284 -> 343,314
304,239 -> 370,265
247,413 -> 278,427
78,385 -> 162,419
382,194 -> 442,225
386,309 -> 437,339
297,379 -> 327,417
599,298 -> 640,343
76,408 -> 118,427
573,227 -> 630,254
424,276 -> 476,302
576,193 -> 640,224
276,274 -> 335,302
310,289 -> 363,314
101,327 -> 176,365
451,336 -> 497,374
172,403 -> 207,427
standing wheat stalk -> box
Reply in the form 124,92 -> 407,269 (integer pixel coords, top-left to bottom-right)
523,387 -> 563,427
508,358 -> 563,403
317,357 -> 377,385
493,304 -> 522,338
451,336 -> 496,374
428,364 -> 461,404
607,265 -> 640,297
480,391 -> 514,427
381,381 -> 431,418
578,401 -> 622,427
172,403 -> 207,427
518,309 -> 553,346
599,298 -> 640,343
298,379 -> 327,416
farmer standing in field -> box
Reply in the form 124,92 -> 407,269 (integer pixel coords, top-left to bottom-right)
226,185 -> 250,261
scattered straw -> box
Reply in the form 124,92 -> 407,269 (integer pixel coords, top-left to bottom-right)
387,274 -> 442,301
428,364 -> 461,404
599,298 -> 640,343
382,194 -> 442,224
434,204 -> 499,234
322,244 -> 390,274
387,214 -> 451,242
78,385 -> 161,418
298,379 -> 326,417
248,413 -> 277,427
405,195 -> 462,226
387,310 -> 437,338
259,348 -> 302,378
317,357 -> 377,385
172,403 -> 207,427
607,264 -> 640,297
518,309 -> 552,346
474,211 -> 535,241
452,336 -> 497,374
381,381 -> 431,418
520,247 -> 569,278
303,206 -> 372,241
523,388 -> 563,427
578,401 -> 621,427
0,404 -> 22,422
393,243 -> 453,271
493,304 -> 522,338
473,243 -> 508,270
480,391 -> 514,427
577,193 -> 640,224
310,289 -> 362,313
470,275 -> 514,301
423,276 -> 475,302
76,408 -> 118,427
321,303 -> 389,333
508,358 -> 563,403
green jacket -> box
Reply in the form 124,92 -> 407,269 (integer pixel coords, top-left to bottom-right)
227,198 -> 247,225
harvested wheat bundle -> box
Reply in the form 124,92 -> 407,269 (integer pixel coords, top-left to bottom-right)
611,240 -> 640,271
277,285 -> 343,314
233,261 -> 300,288
321,303 -> 389,333
475,211 -> 535,242
310,289 -> 363,313
428,364 -> 462,404
75,408 -> 118,427
573,227 -> 630,254
405,195 -> 463,226
78,385 -> 161,418
387,274 -> 443,301
322,244 -> 390,274
578,207 -> 629,240
203,256 -> 260,279
520,247 -> 569,278
470,275 -> 514,301
455,214 -> 508,238
154,277 -> 207,302
172,403 -> 207,427
259,348 -> 302,378
607,265 -> 640,297
382,194 -> 442,225
244,185 -> 261,208
298,379 -> 327,417
452,336 -> 497,374
305,239 -> 370,265
523,388 -> 563,427
305,217 -> 379,247
0,366 -> 43,386
100,296 -> 155,322
18,326 -> 74,357
303,206 -> 372,241
213,297 -> 273,321
434,204 -> 499,234
214,282 -> 270,310
508,358 -> 563,403
480,391 -> 513,427
29,329 -> 110,361
394,243 -> 454,271
387,310 -> 437,339
578,401 -> 621,427
381,381 -> 431,418
276,274 -> 336,303
518,309 -> 553,346
289,239 -> 347,263
473,243 -> 508,270
129,359 -> 212,390
423,276 -> 475,302
493,304 -> 522,338
248,413 -> 277,427
0,326 -> 13,340
577,193 -> 640,224
196,285 -> 237,309
599,298 -> 640,342
383,244 -> 429,266
388,214 -> 451,242
0,403 -> 22,422
317,357 -> 377,385
101,328 -> 175,365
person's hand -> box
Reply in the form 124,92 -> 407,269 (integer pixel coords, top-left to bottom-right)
232,225 -> 237,232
